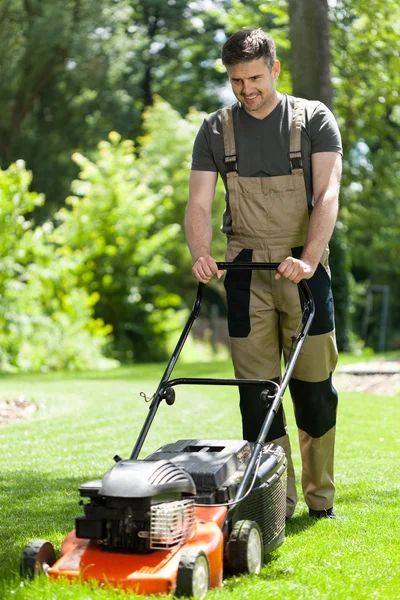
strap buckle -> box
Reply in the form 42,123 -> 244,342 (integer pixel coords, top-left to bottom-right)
289,154 -> 303,171
224,154 -> 238,173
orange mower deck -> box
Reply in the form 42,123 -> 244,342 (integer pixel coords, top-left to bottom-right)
49,506 -> 227,595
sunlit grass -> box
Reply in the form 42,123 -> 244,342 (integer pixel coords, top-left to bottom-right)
1,354 -> 399,599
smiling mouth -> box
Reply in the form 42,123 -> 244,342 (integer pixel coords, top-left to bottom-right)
243,94 -> 258,101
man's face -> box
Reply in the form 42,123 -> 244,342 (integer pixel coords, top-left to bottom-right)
226,57 -> 280,119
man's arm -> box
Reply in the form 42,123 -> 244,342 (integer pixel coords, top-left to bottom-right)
185,170 -> 223,283
276,152 -> 342,283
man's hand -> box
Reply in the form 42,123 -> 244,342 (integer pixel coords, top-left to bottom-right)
192,255 -> 224,283
275,257 -> 316,284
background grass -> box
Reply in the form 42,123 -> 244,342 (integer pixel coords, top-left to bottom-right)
0,353 -> 399,599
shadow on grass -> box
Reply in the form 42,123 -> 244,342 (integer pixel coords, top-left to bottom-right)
285,512 -> 319,536
221,550 -> 284,591
221,514 -> 320,592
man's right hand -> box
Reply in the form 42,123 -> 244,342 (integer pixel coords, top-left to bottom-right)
192,256 -> 224,283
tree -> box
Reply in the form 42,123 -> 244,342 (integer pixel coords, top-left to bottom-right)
0,0 -> 115,212
287,0 -> 332,108
127,0 -> 229,115
0,0 -> 229,212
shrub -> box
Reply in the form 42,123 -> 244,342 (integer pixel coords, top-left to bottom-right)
0,161 -> 111,372
53,133 -> 183,361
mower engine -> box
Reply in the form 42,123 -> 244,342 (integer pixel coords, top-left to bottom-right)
76,439 -> 287,556
76,460 -> 196,553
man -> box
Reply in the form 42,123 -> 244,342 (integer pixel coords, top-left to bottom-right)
185,28 -> 342,519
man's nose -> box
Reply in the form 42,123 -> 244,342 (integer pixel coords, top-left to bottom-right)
242,81 -> 254,95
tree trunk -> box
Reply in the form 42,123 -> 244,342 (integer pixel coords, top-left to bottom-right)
288,0 -> 349,350
288,0 -> 333,108
141,6 -> 160,110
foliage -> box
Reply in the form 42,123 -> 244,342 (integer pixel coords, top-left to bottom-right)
127,0 -> 229,114
0,0 -> 229,212
0,161 -> 111,372
329,224 -> 350,351
53,129 -> 186,361
138,97 -> 205,229
51,97 -> 232,362
331,0 -> 400,349
0,0 -> 110,211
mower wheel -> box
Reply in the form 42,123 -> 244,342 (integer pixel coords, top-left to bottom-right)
225,520 -> 263,575
175,548 -> 210,599
20,540 -> 56,578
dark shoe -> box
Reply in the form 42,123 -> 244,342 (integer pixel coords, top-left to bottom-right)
309,507 -> 336,519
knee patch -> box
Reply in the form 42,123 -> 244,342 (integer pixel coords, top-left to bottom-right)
290,375 -> 338,438
239,382 -> 286,442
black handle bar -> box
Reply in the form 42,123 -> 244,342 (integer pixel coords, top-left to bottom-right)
216,261 -> 280,270
191,261 -> 313,315
189,262 -> 314,323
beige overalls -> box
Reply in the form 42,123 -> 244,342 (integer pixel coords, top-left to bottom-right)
221,99 -> 339,515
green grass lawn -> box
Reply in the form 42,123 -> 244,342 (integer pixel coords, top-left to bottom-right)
0,354 -> 399,599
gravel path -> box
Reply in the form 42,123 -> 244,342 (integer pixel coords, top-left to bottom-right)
0,397 -> 38,424
335,360 -> 400,396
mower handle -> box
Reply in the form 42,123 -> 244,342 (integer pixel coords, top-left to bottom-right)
215,260 -> 313,316
192,260 -> 313,307
216,261 -> 280,270
130,261 -> 314,460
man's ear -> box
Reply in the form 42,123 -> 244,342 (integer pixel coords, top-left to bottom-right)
272,60 -> 281,79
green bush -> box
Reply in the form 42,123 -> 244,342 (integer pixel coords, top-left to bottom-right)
0,161 -> 111,372
53,131 -> 184,361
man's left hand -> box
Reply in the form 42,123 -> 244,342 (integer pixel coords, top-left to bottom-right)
275,257 -> 316,284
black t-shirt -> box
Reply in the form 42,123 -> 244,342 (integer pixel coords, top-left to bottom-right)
191,93 -> 342,232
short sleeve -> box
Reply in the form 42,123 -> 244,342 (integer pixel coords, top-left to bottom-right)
309,103 -> 343,155
191,120 -> 218,172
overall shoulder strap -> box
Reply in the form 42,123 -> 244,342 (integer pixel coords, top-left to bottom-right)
289,97 -> 307,172
221,105 -> 238,173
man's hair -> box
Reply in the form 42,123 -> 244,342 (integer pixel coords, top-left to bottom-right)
221,28 -> 276,70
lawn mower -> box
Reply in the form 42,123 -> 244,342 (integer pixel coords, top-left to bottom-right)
20,262 -> 314,599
